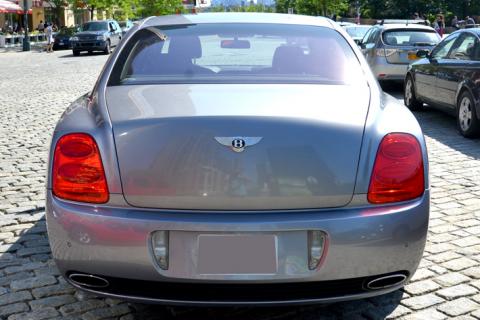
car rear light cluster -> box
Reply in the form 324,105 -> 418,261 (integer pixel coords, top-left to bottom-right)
376,48 -> 397,57
52,133 -> 109,203
368,133 -> 424,204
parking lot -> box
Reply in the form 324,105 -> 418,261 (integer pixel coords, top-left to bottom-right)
0,49 -> 480,319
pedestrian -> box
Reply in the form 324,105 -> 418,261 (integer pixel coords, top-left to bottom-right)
412,12 -> 420,20
434,14 -> 445,37
37,20 -> 44,32
466,16 -> 475,25
422,14 -> 431,27
451,16 -> 459,29
45,23 -> 54,53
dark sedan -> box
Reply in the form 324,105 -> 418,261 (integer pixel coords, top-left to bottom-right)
405,29 -> 480,138
53,27 -> 78,50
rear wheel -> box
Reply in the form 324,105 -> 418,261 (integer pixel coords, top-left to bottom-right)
457,90 -> 480,138
72,50 -> 80,56
404,75 -> 423,111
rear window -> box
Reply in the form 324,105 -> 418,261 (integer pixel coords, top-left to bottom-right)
382,29 -> 440,46
109,23 -> 366,85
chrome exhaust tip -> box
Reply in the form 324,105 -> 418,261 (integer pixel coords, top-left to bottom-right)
366,274 -> 407,290
68,273 -> 109,289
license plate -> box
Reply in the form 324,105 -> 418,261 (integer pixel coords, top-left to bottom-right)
408,52 -> 418,60
197,234 -> 277,274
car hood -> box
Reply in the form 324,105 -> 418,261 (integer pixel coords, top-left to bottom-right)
105,84 -> 371,210
75,31 -> 107,37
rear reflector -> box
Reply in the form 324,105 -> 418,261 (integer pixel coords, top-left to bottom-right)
52,133 -> 109,203
368,133 -> 424,204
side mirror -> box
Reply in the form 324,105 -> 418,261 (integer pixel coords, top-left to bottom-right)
416,49 -> 430,58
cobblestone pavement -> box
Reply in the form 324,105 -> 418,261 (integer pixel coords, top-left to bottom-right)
1,50 -> 480,319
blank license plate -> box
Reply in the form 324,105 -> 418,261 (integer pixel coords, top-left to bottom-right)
197,234 -> 277,274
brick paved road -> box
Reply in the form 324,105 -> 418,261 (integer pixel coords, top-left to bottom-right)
1,50 -> 480,319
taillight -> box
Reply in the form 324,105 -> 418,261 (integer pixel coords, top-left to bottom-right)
368,133 -> 424,204
376,48 -> 397,57
52,133 -> 109,203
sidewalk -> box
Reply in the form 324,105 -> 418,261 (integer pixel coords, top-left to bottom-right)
0,42 -> 47,53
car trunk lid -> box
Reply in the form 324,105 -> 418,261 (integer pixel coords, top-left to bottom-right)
106,84 -> 370,210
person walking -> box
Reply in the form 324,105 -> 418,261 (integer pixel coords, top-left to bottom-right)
45,23 -> 54,53
451,16 -> 459,30
37,20 -> 44,33
434,14 -> 445,37
466,16 -> 475,25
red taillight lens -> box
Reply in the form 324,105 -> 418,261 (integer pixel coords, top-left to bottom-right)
368,133 -> 424,204
52,133 -> 109,203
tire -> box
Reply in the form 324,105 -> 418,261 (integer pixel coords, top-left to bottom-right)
103,40 -> 111,55
404,75 -> 423,111
72,50 -> 80,56
457,90 -> 480,138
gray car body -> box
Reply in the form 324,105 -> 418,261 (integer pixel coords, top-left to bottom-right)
46,13 -> 429,305
360,23 -> 440,81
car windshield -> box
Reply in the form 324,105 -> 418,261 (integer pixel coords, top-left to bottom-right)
119,22 -> 127,28
383,29 -> 440,46
110,23 -> 366,85
58,27 -> 77,36
82,22 -> 108,32
346,26 -> 371,38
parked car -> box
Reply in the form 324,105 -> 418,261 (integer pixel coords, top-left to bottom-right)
47,13 -> 429,305
119,20 -> 134,35
53,27 -> 78,50
359,23 -> 440,82
405,29 -> 480,138
344,25 -> 371,44
69,20 -> 122,56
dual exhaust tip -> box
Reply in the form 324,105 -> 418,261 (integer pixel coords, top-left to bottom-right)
365,273 -> 407,290
68,272 -> 407,292
68,273 -> 109,289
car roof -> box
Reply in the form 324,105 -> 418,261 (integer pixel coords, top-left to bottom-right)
453,28 -> 480,36
375,24 -> 435,31
140,13 -> 336,29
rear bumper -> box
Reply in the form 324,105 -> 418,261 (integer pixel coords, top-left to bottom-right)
371,58 -> 409,81
46,190 -> 429,305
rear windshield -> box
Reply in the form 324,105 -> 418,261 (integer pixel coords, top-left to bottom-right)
382,29 -> 440,46
82,22 -> 108,32
346,26 -> 371,38
109,23 -> 366,85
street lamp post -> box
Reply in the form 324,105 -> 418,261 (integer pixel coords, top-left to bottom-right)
22,0 -> 30,51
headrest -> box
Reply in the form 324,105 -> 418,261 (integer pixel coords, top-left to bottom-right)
272,46 -> 305,74
168,36 -> 202,59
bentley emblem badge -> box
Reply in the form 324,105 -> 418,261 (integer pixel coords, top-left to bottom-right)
214,137 -> 263,153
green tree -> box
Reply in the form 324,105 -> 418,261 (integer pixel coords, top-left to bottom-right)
137,0 -> 183,16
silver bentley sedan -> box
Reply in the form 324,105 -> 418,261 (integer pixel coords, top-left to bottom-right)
46,13 -> 429,305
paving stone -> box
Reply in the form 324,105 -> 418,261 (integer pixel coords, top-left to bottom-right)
0,291 -> 32,306
463,267 -> 480,279
436,284 -> 478,300
4,262 -> 46,275
32,282 -> 75,299
10,275 -> 57,291
81,304 -> 131,320
437,298 -> 480,316
8,307 -> 59,320
0,303 -> 29,317
434,272 -> 471,287
405,280 -> 441,295
398,308 -> 447,320
401,294 -> 444,310
60,300 -> 106,316
29,294 -> 76,310
442,257 -> 478,271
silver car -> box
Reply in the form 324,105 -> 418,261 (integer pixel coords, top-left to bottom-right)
46,13 -> 429,305
360,22 -> 440,82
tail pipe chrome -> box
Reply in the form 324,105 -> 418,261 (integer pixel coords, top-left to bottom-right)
365,273 -> 407,290
68,273 -> 109,289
